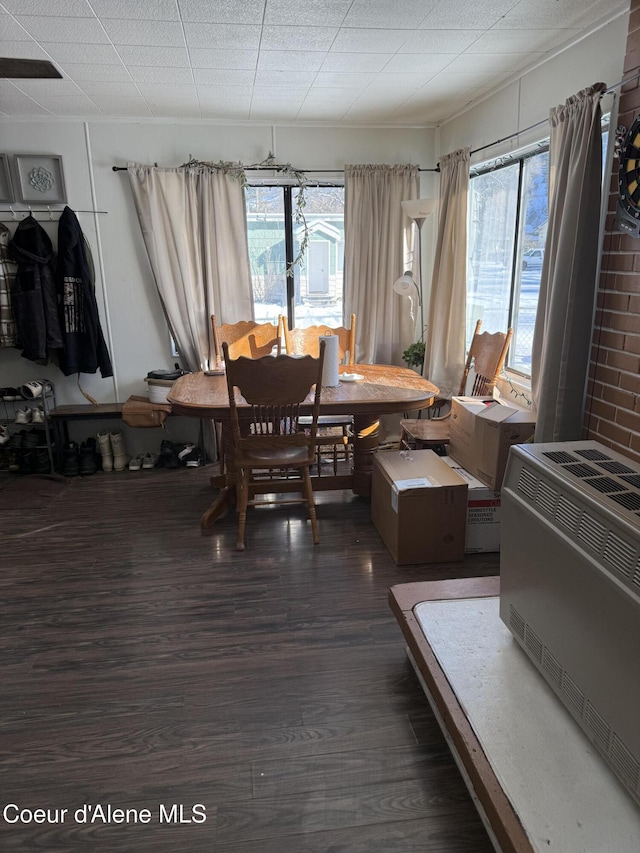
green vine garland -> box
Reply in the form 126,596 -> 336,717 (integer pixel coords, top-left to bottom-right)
181,151 -> 311,277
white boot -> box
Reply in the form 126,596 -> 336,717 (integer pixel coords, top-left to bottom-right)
96,430 -> 113,472
110,429 -> 128,471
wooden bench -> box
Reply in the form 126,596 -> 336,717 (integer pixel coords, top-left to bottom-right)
49,403 -> 125,449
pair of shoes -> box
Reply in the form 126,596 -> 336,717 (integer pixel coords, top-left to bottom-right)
0,424 -> 10,445
31,406 -> 46,424
129,454 -> 144,471
1,387 -> 20,401
96,429 -> 129,472
128,451 -> 160,471
178,444 -> 203,468
15,407 -> 33,424
62,442 -> 80,477
159,440 -> 182,469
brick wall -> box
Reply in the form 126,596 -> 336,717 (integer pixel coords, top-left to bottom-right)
586,0 -> 640,462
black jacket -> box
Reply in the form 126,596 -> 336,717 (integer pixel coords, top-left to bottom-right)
56,206 -> 113,378
10,215 -> 63,365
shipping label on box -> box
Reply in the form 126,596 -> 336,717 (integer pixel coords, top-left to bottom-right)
443,457 -> 501,552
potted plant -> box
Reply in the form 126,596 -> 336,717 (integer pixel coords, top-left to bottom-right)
402,341 -> 425,371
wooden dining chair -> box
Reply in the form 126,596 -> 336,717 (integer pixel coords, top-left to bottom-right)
400,319 -> 513,453
211,315 -> 283,363
281,314 -> 356,474
222,339 -> 325,551
210,315 -> 284,475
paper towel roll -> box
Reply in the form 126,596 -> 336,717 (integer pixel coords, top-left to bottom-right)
321,332 -> 340,387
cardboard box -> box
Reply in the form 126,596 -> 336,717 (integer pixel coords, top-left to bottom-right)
443,457 -> 501,553
371,450 -> 468,565
448,397 -> 535,490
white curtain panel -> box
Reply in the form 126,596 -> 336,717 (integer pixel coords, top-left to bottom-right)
127,163 -> 253,372
344,164 -> 419,365
531,83 -> 606,442
423,148 -> 470,398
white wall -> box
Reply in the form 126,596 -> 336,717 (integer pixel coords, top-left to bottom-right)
439,13 -> 629,165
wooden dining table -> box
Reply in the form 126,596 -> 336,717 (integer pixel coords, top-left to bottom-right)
168,363 -> 439,529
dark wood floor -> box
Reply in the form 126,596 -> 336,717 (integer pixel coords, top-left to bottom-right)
0,464 -> 499,851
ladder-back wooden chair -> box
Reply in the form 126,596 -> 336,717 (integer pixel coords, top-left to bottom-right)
400,319 -> 513,453
281,314 -> 356,474
223,339 -> 325,551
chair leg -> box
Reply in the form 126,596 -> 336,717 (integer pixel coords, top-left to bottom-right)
236,470 -> 249,551
302,467 -> 320,544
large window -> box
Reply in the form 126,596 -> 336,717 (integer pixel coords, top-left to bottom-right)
246,185 -> 344,329
467,147 -> 549,376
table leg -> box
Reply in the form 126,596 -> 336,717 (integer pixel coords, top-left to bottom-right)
351,414 -> 380,497
201,419 -> 237,530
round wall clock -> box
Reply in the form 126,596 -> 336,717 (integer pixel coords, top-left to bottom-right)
616,115 -> 640,238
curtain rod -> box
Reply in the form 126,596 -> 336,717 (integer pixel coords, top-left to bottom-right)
112,164 -> 439,173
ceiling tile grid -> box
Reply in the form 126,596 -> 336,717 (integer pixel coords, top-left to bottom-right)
0,0 -> 629,125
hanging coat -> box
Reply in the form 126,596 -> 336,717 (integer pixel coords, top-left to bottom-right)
10,215 -> 63,365
0,223 -> 18,347
56,206 -> 113,378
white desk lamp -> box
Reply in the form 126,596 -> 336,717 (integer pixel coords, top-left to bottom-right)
393,198 -> 437,341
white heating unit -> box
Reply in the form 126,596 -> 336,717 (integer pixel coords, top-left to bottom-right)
500,440 -> 640,807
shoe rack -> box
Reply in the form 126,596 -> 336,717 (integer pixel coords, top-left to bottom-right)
0,381 -> 57,475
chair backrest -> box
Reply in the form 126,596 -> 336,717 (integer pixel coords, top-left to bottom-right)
282,314 -> 356,365
458,319 -> 513,397
223,340 -> 325,467
211,316 -> 282,362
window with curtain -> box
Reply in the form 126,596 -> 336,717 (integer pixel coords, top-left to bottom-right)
246,184 -> 344,329
466,125 -> 609,379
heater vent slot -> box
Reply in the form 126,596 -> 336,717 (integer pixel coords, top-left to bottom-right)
556,495 -> 581,533
610,491 -> 640,512
564,463 -> 599,478
542,648 -> 562,688
584,476 -> 627,493
517,467 -> 538,501
603,532 -> 635,577
633,561 -> 640,589
542,451 -> 576,464
577,513 -> 606,553
535,480 -> 558,515
597,460 -> 635,475
575,449 -> 612,461
620,474 -> 640,489
509,605 -> 525,642
561,673 -> 586,718
611,735 -> 640,792
524,624 -> 543,664
585,701 -> 612,752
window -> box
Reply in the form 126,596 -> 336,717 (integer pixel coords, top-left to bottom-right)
467,125 -> 609,378
245,184 -> 344,329
466,147 -> 549,377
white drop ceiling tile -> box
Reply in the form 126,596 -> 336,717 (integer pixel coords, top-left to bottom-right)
264,0 -> 350,27
343,101 -> 394,121
330,28 -> 411,53
495,0 -> 609,29
383,53 -> 456,73
114,45 -> 190,67
373,73 -> 435,93
193,69 -> 255,86
183,23 -> 262,50
196,85 -> 252,103
452,52 -> 544,73
40,42 -> 124,65
304,87 -> 363,103
78,81 -> 143,100
314,71 -> 377,88
178,0 -> 266,24
252,86 -> 310,100
57,63 -> 131,82
296,103 -> 349,120
100,19 -> 185,47
254,70 -> 317,87
96,100 -> 153,116
0,12 -> 38,40
401,29 -> 484,53
13,15 -> 110,43
319,52 -> 391,73
91,0 -> 179,20
419,0 -> 518,29
0,83 -> 52,114
11,78 -> 83,98
257,51 -> 325,72
260,25 -> 339,52
200,103 -> 250,119
128,66 -> 194,84
250,104 -> 300,120
0,40 -> 50,58
43,97 -> 104,115
468,28 -> 581,54
189,48 -> 258,70
342,0 -> 438,29
136,82 -> 198,101
1,0 -> 93,15
150,103 -> 201,118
